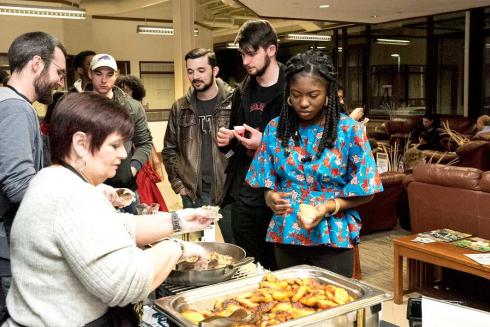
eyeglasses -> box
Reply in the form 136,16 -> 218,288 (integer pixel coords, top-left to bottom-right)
50,60 -> 67,80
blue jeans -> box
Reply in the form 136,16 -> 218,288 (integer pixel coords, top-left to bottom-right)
182,192 -> 234,244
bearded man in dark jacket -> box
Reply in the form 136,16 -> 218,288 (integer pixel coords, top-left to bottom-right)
163,48 -> 234,243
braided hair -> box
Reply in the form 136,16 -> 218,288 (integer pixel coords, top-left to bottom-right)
278,50 -> 341,159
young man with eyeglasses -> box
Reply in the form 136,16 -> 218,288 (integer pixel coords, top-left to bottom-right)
0,31 -> 67,314
217,20 -> 285,270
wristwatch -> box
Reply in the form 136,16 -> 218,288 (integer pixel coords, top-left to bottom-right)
171,211 -> 182,232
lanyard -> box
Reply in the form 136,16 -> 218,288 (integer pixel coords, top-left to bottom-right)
60,161 -> 88,184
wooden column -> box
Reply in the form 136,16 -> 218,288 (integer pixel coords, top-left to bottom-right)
172,0 -> 195,99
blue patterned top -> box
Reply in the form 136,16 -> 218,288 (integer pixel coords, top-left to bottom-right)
245,114 -> 383,248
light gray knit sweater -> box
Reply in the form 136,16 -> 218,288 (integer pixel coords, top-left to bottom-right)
4,166 -> 153,326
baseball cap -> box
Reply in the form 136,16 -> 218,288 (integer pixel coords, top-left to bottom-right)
90,54 -> 118,71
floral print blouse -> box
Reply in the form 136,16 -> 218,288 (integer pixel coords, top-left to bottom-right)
245,114 -> 383,248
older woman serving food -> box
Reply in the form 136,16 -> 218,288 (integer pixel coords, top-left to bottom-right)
3,93 -> 215,327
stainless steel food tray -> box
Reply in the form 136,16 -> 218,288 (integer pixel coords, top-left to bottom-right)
154,264 -> 392,327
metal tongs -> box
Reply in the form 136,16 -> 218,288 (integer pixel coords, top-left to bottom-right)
175,257 -> 219,271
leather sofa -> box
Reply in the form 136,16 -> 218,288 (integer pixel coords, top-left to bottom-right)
404,164 -> 490,239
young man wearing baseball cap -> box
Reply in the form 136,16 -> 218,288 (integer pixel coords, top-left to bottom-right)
89,53 -> 153,213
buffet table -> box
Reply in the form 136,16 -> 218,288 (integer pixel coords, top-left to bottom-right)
393,235 -> 490,304
153,265 -> 391,327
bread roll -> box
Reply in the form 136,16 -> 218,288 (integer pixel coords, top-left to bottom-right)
299,204 -> 318,224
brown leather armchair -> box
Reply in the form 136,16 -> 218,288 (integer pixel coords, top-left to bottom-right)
353,171 -> 408,280
455,134 -> 490,171
357,171 -> 407,235
405,164 -> 490,239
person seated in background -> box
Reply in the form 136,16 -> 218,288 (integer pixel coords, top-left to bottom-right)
3,93 -> 214,326
416,130 -> 439,151
409,112 -> 442,150
474,114 -> 490,139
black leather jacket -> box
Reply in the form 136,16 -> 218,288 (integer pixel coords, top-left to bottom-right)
220,63 -> 286,206
162,78 -> 233,204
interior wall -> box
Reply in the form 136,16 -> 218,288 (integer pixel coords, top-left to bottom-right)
0,16 -> 214,77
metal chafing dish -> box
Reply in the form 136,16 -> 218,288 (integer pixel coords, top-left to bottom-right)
154,264 -> 392,327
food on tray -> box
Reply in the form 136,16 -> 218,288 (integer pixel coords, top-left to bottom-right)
299,203 -> 318,224
115,188 -> 134,207
179,273 -> 356,326
180,251 -> 234,270
201,205 -> 223,220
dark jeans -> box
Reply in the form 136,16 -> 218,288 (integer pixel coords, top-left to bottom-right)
274,243 -> 354,278
231,200 -> 276,270
182,192 -> 234,244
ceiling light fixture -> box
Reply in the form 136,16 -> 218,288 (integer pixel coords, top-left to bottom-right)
136,25 -> 199,36
0,3 -> 86,19
287,34 -> 331,42
376,38 -> 410,45
338,47 -> 343,52
319,4 -> 330,8
226,42 -> 239,49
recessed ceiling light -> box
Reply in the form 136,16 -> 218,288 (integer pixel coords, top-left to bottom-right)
376,38 -> 410,45
319,4 -> 330,8
371,15 -> 378,18
287,34 -> 331,41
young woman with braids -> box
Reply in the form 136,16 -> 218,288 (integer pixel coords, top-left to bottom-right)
245,50 -> 383,276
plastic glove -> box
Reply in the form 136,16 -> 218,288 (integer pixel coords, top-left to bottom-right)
179,241 -> 207,263
176,208 -> 214,233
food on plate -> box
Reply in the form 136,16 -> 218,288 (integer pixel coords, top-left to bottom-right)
201,205 -> 223,220
179,273 -> 356,326
234,125 -> 245,137
180,251 -> 234,270
115,188 -> 134,207
298,203 -> 318,224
